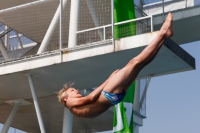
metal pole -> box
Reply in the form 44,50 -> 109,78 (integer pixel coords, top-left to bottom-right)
28,74 -> 46,133
139,78 -> 151,107
60,0 -> 63,50
68,0 -> 80,48
37,0 -> 68,54
0,40 -> 9,61
1,100 -> 21,133
15,32 -> 23,49
151,15 -> 154,32
4,26 -> 10,49
134,80 -> 140,112
162,0 -> 164,22
62,108 -> 73,133
111,0 -> 115,51
185,0 -> 187,8
134,124 -> 139,133
103,27 -> 106,40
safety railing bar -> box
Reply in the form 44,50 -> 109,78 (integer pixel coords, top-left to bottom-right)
143,0 -> 183,8
77,15 -> 152,34
103,27 -> 106,40
115,16 -> 151,26
77,25 -> 110,33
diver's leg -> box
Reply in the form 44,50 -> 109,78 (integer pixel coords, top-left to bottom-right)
103,13 -> 173,94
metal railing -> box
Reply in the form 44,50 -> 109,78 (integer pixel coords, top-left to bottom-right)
0,0 -> 155,63
143,0 -> 200,18
77,15 -> 153,45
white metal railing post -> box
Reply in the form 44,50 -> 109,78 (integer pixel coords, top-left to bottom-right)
185,0 -> 187,8
37,0 -> 68,54
103,26 -> 106,40
0,40 -> 9,61
162,0 -> 164,22
68,0 -> 80,48
0,100 -> 21,133
111,0 -> 115,51
62,108 -> 73,133
5,26 -> 10,49
15,31 -> 24,54
151,15 -> 153,32
28,74 -> 46,133
60,0 -> 63,50
134,80 -> 140,113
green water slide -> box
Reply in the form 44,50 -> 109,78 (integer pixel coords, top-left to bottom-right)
113,1 -> 136,133
114,0 -> 136,39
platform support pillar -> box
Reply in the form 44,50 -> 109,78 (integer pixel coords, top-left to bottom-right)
1,100 -> 21,133
134,80 -> 140,112
62,108 -> 73,133
28,74 -> 46,133
133,80 -> 140,133
134,124 -> 139,133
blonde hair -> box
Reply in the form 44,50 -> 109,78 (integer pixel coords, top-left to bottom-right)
58,82 -> 74,107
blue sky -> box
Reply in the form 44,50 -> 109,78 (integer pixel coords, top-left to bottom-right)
0,124 -> 26,133
141,40 -> 200,133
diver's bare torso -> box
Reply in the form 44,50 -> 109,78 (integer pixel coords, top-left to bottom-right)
69,94 -> 112,118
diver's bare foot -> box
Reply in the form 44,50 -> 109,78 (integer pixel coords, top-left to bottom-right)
160,13 -> 174,38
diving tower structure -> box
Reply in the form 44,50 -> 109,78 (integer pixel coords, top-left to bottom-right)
0,0 -> 198,133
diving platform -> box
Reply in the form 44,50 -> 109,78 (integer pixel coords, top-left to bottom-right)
0,31 -> 195,133
0,32 -> 195,97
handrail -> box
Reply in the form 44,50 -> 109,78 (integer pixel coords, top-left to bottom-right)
77,16 -> 152,33
115,15 -> 151,26
77,15 -> 153,36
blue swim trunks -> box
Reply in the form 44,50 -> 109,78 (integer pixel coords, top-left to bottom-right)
101,90 -> 126,105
